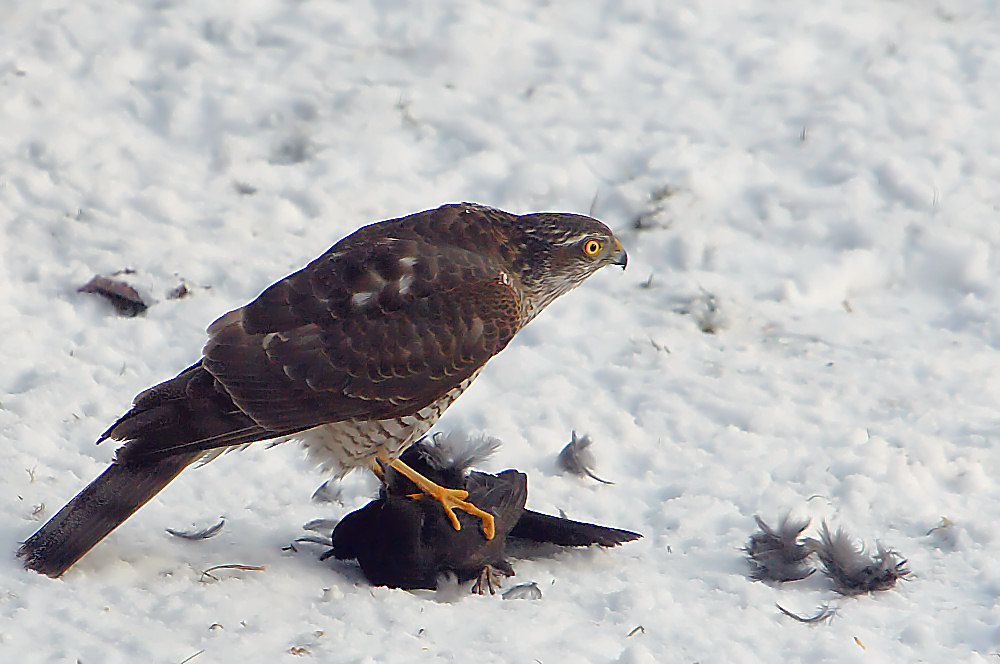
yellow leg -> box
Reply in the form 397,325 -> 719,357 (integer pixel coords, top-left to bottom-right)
388,458 -> 496,540
368,457 -> 386,482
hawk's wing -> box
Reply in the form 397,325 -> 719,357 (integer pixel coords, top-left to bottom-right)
200,232 -> 522,432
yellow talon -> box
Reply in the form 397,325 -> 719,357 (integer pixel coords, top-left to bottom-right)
388,458 -> 497,540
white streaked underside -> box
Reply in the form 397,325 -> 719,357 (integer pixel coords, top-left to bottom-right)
201,262 -> 488,476
291,368 -> 483,476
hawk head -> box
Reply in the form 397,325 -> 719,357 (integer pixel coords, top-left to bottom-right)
511,210 -> 627,321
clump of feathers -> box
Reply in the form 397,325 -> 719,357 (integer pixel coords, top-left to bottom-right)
745,515 -> 815,582
746,516 -> 909,595
812,522 -> 909,596
557,431 -> 613,484
417,431 -> 502,475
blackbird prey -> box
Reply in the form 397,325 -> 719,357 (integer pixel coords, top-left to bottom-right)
326,435 -> 641,592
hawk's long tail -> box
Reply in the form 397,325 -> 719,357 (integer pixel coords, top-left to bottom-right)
17,452 -> 201,578
17,361 -> 274,578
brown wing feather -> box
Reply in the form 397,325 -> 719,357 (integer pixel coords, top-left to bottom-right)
200,223 -> 523,432
101,204 -> 524,460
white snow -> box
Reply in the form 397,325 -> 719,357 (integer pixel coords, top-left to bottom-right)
3,0 -> 1000,661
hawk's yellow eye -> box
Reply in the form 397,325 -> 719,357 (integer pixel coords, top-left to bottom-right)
583,239 -> 603,257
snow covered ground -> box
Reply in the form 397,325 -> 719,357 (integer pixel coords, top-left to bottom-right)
3,0 -> 1000,661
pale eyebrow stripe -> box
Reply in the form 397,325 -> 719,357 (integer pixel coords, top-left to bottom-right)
553,233 -> 593,246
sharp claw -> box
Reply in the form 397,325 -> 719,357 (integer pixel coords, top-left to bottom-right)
389,458 -> 497,540
479,512 -> 496,540
435,489 -> 496,539
445,506 -> 463,532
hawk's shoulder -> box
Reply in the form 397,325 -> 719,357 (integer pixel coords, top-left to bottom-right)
202,206 -> 526,431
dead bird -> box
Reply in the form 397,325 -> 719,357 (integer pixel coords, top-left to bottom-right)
327,468 -> 525,592
325,433 -> 641,591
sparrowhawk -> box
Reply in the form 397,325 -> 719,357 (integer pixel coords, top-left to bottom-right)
18,202 -> 627,577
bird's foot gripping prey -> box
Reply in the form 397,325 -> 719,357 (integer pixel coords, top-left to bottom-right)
17,202 -> 626,578
325,433 -> 642,592
388,458 -> 496,539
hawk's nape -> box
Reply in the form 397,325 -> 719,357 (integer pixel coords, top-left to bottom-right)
18,203 -> 627,578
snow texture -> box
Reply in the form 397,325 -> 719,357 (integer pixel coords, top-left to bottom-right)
3,0 -> 1000,662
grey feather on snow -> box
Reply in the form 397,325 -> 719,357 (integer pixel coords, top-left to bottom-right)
745,516 -> 909,596
557,431 -> 613,484
502,582 -> 543,600
745,514 -> 816,582
418,431 -> 502,474
165,518 -> 225,540
810,522 -> 909,596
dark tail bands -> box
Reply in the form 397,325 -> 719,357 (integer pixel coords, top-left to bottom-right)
17,452 -> 199,577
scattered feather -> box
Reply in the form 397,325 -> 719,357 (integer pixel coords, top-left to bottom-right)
745,514 -> 815,582
178,649 -> 207,664
78,275 -> 148,317
418,431 -> 502,474
166,283 -> 190,300
166,518 -> 225,540
811,522 -> 909,595
303,518 -> 340,533
310,479 -> 342,504
557,431 -> 613,484
502,582 -> 542,600
775,603 -> 837,624
199,563 -> 265,582
925,517 -> 952,536
925,516 -> 961,551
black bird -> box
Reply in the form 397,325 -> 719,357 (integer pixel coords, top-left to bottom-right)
327,467 -> 526,592
325,433 -> 642,592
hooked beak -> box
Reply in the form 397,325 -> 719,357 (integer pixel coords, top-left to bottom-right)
610,239 -> 627,270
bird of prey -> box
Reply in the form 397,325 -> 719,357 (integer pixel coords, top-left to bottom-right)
326,435 -> 642,592
18,203 -> 627,577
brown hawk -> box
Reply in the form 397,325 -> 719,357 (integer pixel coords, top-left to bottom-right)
18,203 -> 627,578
